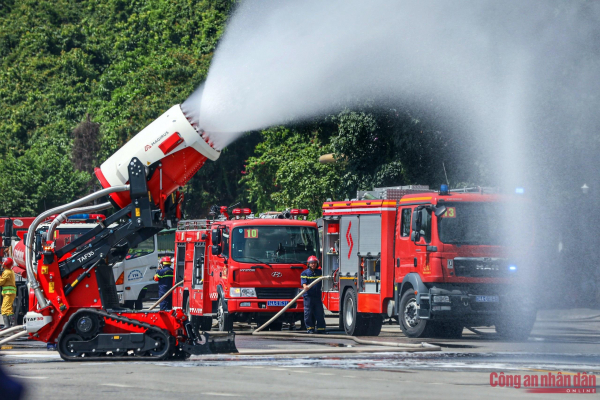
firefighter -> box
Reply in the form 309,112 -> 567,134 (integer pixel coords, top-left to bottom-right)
0,258 -> 16,328
300,255 -> 326,334
154,256 -> 174,311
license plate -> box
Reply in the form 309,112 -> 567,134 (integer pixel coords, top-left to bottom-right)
267,301 -> 289,307
475,295 -> 499,303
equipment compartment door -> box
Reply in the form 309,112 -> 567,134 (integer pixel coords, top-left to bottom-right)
191,241 -> 207,314
173,242 -> 186,307
358,215 -> 381,256
340,216 -> 359,277
193,242 -> 205,289
322,219 -> 340,292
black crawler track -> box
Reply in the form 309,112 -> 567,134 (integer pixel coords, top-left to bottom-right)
57,309 -> 173,361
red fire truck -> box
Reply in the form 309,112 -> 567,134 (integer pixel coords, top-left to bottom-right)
1,217 -> 35,324
1,217 -> 35,259
321,185 -> 536,339
172,208 -> 319,331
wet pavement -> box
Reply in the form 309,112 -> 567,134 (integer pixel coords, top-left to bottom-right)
1,309 -> 599,399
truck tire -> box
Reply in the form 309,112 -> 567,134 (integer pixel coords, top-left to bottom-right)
216,295 -> 233,332
432,322 -> 463,339
185,298 -> 213,331
398,290 -> 433,338
198,316 -> 213,331
342,288 -> 368,336
124,297 -> 143,310
495,311 -> 536,341
266,319 -> 283,331
365,314 -> 383,336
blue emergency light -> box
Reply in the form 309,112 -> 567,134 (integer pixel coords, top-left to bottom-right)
508,265 -> 517,271
440,184 -> 449,195
69,214 -> 89,220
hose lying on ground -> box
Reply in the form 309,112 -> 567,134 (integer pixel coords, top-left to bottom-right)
0,330 -> 28,346
252,331 -> 437,349
238,345 -> 440,355
0,325 -> 26,338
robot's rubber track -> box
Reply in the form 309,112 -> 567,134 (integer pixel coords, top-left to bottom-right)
57,309 -> 173,362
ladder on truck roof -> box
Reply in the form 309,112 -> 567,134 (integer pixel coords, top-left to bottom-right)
356,185 -> 433,201
177,219 -> 211,230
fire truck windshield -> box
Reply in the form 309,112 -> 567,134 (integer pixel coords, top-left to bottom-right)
231,225 -> 319,264
43,228 -> 93,252
437,202 -> 505,245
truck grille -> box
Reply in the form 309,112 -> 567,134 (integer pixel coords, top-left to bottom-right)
255,288 -> 298,299
453,258 -> 510,278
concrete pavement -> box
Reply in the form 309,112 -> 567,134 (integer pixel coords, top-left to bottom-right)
1,309 -> 599,399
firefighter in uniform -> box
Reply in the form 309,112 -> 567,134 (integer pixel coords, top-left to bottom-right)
0,258 -> 17,328
154,256 -> 174,311
300,255 -> 326,334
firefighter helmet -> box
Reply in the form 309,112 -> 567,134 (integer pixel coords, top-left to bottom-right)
160,256 -> 172,266
2,257 -> 14,268
307,255 -> 318,266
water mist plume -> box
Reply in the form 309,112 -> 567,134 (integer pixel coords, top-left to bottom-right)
183,0 -> 600,308
190,1 -> 600,191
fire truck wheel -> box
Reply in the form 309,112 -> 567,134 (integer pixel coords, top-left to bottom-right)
217,296 -> 233,332
199,316 -> 213,331
431,322 -> 463,339
365,314 -> 383,336
266,319 -> 283,331
398,290 -> 432,338
494,311 -> 536,341
343,288 -> 368,336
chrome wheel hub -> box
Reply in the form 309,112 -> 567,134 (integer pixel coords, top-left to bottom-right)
404,299 -> 419,328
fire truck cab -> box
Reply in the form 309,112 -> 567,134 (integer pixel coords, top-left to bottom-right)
321,185 -> 536,339
173,209 -> 319,331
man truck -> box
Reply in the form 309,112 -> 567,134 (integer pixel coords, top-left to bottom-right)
321,185 -> 536,339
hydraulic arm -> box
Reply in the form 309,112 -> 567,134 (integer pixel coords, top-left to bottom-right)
23,105 -> 236,360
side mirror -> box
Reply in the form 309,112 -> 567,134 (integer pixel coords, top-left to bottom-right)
211,228 -> 221,245
434,205 -> 447,217
211,245 -> 222,256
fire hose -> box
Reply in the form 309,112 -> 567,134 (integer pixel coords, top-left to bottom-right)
25,185 -> 130,309
0,325 -> 27,346
148,280 -> 185,310
252,275 -> 438,350
254,275 -> 332,333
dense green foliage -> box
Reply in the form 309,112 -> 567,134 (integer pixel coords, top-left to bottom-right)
0,0 -> 232,215
240,106 -> 479,219
0,0 -> 481,219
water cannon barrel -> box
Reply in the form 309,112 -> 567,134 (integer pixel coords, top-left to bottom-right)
95,104 -> 220,209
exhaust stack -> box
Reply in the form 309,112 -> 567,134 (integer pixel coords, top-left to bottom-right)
95,104 -> 220,209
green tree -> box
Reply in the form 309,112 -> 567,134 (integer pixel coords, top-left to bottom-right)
0,0 -> 236,216
241,127 -> 345,218
0,137 -> 90,215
